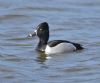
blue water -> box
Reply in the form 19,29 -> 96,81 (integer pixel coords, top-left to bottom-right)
0,0 -> 100,83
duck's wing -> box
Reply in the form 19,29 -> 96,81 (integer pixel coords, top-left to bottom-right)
48,40 -> 70,47
48,40 -> 83,50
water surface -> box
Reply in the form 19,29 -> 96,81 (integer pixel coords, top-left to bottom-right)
0,0 -> 100,83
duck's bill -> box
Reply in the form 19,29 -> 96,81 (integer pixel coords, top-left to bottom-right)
28,31 -> 36,37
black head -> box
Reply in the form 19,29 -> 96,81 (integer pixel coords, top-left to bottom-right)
36,22 -> 49,40
28,22 -> 49,44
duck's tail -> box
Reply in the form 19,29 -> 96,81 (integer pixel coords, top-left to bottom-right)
73,43 -> 84,50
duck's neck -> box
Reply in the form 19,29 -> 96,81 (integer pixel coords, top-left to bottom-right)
37,37 -> 49,51
37,30 -> 49,51
38,39 -> 48,46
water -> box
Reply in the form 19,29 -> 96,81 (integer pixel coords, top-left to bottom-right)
0,0 -> 100,83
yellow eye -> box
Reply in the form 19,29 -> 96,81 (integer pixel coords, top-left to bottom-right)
40,29 -> 43,31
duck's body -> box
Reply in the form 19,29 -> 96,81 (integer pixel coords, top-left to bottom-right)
45,40 -> 83,54
28,22 -> 83,54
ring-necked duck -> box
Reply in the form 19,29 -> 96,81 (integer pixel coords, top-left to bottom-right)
28,22 -> 83,54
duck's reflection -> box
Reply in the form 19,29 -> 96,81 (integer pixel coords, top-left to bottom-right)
36,52 -> 48,64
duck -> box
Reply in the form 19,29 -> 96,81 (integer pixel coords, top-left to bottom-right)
28,22 -> 83,54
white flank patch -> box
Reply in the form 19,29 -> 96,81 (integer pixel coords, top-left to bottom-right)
45,43 -> 76,54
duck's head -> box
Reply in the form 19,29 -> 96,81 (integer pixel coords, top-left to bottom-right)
28,22 -> 49,42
